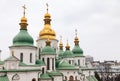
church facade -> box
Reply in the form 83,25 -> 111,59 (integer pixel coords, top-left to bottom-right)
0,5 -> 98,81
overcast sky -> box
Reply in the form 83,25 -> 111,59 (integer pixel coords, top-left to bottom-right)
0,0 -> 120,61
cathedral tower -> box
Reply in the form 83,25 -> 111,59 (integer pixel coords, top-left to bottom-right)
9,5 -> 37,65
36,4 -> 58,59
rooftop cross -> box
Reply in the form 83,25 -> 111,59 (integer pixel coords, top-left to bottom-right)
22,5 -> 26,17
46,3 -> 49,13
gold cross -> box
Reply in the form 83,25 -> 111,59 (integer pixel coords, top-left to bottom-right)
22,5 -> 26,17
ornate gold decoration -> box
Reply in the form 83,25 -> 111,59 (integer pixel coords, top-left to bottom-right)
19,5 -> 28,30
74,29 -> 79,45
65,40 -> 70,50
39,3 -> 56,39
59,36 -> 63,50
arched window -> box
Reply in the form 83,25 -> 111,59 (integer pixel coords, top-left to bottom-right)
39,48 -> 41,59
69,76 -> 74,81
20,53 -> 23,62
47,58 -> 50,70
78,60 -> 80,65
65,76 -> 67,80
32,78 -> 36,81
42,68 -> 44,74
69,60 -> 71,64
52,58 -> 54,70
30,53 -> 32,63
42,58 -> 44,62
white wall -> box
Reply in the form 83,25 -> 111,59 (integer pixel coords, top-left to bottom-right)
9,46 -> 37,65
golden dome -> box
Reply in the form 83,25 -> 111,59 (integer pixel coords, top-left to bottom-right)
21,16 -> 27,23
39,4 -> 56,39
44,13 -> 51,18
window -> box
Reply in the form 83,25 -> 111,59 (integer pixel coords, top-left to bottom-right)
20,53 -> 23,62
78,60 -> 80,65
69,60 -> 71,64
42,58 -> 44,62
42,68 -> 44,74
30,53 -> 32,63
47,58 -> 50,70
52,58 -> 54,70
32,78 -> 36,81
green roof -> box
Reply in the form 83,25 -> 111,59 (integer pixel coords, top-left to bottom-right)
41,46 -> 56,54
40,73 -> 51,80
48,70 -> 63,76
63,50 -> 74,58
58,50 -> 64,59
0,75 -> 9,81
0,69 -> 41,72
87,75 -> 98,81
55,59 -> 61,68
72,45 -> 83,56
36,59 -> 45,66
0,61 -> 4,65
19,62 -> 27,66
57,61 -> 77,70
13,30 -> 34,46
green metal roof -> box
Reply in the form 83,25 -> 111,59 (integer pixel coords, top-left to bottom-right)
58,49 -> 64,59
40,73 -> 51,80
36,59 -> 45,66
0,75 -> 9,81
72,45 -> 83,56
41,46 -> 55,55
57,61 -> 77,70
19,62 -> 27,66
13,30 -> 34,46
0,69 -> 41,72
63,50 -> 74,58
48,70 -> 63,76
86,75 -> 98,81
0,61 -> 4,65
55,59 -> 61,68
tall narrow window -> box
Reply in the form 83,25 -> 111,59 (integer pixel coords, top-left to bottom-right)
42,68 -> 44,74
42,58 -> 44,62
20,53 -> 23,62
30,53 -> 32,63
52,58 -> 54,70
47,58 -> 50,70
78,60 -> 80,65
69,60 -> 71,64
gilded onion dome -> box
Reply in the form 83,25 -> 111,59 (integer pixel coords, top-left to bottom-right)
13,5 -> 34,46
72,29 -> 83,56
39,4 -> 56,39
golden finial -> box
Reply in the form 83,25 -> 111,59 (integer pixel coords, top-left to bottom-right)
11,50 -> 14,56
66,40 -> 70,50
74,29 -> 79,45
22,4 -> 26,17
59,35 -> 63,50
46,3 -> 49,13
20,5 -> 28,30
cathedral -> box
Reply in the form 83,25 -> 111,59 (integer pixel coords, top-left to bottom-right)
0,4 -> 98,81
